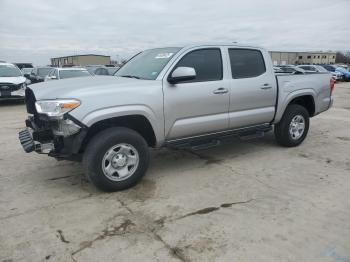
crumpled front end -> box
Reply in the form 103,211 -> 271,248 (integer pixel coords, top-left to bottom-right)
18,88 -> 87,158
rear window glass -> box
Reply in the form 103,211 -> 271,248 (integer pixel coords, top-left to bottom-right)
229,49 -> 266,79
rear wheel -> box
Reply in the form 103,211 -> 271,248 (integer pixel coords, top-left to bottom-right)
83,127 -> 150,192
274,104 -> 309,147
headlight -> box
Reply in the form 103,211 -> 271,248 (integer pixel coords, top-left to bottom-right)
21,83 -> 27,89
35,99 -> 81,118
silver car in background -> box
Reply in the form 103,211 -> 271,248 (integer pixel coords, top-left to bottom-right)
297,64 -> 342,81
45,67 -> 92,81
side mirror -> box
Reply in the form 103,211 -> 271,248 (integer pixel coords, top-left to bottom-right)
168,67 -> 196,84
50,75 -> 57,80
24,74 -> 30,78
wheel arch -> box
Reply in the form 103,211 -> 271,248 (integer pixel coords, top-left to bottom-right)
274,90 -> 316,123
80,113 -> 159,152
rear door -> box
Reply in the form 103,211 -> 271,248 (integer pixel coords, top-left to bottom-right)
227,48 -> 277,129
163,47 -> 230,140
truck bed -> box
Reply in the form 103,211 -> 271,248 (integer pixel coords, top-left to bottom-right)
274,72 -> 332,123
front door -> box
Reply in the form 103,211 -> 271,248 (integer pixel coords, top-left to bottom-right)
163,48 -> 230,140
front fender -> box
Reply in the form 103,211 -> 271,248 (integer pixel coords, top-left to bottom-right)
71,104 -> 164,146
273,89 -> 316,124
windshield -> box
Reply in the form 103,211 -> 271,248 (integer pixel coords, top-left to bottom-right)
336,67 -> 348,73
38,68 -> 53,77
115,47 -> 181,80
0,64 -> 22,77
59,70 -> 91,79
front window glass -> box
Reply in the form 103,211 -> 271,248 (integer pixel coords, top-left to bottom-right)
115,47 -> 181,80
173,48 -> 223,82
59,70 -> 91,79
0,64 -> 22,77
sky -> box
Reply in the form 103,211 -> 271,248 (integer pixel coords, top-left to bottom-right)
0,0 -> 349,65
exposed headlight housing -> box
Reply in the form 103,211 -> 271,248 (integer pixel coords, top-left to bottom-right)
35,99 -> 81,118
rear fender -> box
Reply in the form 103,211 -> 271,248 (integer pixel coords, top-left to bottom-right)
273,89 -> 316,123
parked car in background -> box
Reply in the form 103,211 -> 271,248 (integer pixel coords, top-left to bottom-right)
296,65 -> 328,73
21,68 -> 33,84
14,63 -> 33,70
29,67 -> 53,84
319,65 -> 343,81
19,43 -> 334,191
45,67 -> 92,81
296,65 -> 340,82
22,68 -> 33,76
93,67 -> 109,75
273,66 -> 283,73
93,66 -> 120,76
275,65 -> 305,74
0,62 -> 26,100
336,67 -> 350,81
85,65 -> 102,74
320,64 -> 337,72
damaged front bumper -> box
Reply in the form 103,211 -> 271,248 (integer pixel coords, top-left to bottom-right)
18,114 -> 87,159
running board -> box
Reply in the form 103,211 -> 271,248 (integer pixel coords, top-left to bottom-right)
166,124 -> 272,150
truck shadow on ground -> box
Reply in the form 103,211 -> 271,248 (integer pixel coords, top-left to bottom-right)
48,133 -> 279,198
150,133 -> 278,171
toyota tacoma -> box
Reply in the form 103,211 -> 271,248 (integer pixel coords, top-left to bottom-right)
19,43 -> 334,191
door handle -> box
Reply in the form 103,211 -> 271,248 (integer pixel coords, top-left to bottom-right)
261,83 -> 272,90
213,87 -> 228,94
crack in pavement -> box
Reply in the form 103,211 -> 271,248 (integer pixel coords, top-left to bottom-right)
117,198 -> 134,214
152,231 -> 188,262
71,219 -> 135,262
69,195 -> 189,262
178,199 -> 255,220
47,175 -> 75,181
57,229 -> 70,243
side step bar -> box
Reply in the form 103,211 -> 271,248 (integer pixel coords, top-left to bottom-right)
166,124 -> 272,150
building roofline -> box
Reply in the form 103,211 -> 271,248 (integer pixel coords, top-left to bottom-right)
51,54 -> 111,59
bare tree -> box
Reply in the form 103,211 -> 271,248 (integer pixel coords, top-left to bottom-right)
335,51 -> 350,64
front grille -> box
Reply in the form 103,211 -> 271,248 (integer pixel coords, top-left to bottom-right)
25,88 -> 37,114
0,83 -> 22,92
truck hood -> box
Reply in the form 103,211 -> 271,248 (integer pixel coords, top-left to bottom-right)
30,76 -> 155,100
0,76 -> 26,84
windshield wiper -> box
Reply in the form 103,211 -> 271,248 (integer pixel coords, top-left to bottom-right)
120,75 -> 141,79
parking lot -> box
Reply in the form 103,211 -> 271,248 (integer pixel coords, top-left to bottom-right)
0,82 -> 349,262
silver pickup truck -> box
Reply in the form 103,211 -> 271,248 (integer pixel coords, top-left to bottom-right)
19,43 -> 334,191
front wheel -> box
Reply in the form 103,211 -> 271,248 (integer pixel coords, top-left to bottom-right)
83,127 -> 150,192
274,104 -> 310,147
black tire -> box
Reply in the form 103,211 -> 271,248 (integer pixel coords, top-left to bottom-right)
83,127 -> 150,192
274,104 -> 310,147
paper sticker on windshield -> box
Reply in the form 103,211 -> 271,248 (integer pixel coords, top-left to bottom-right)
155,53 -> 174,59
